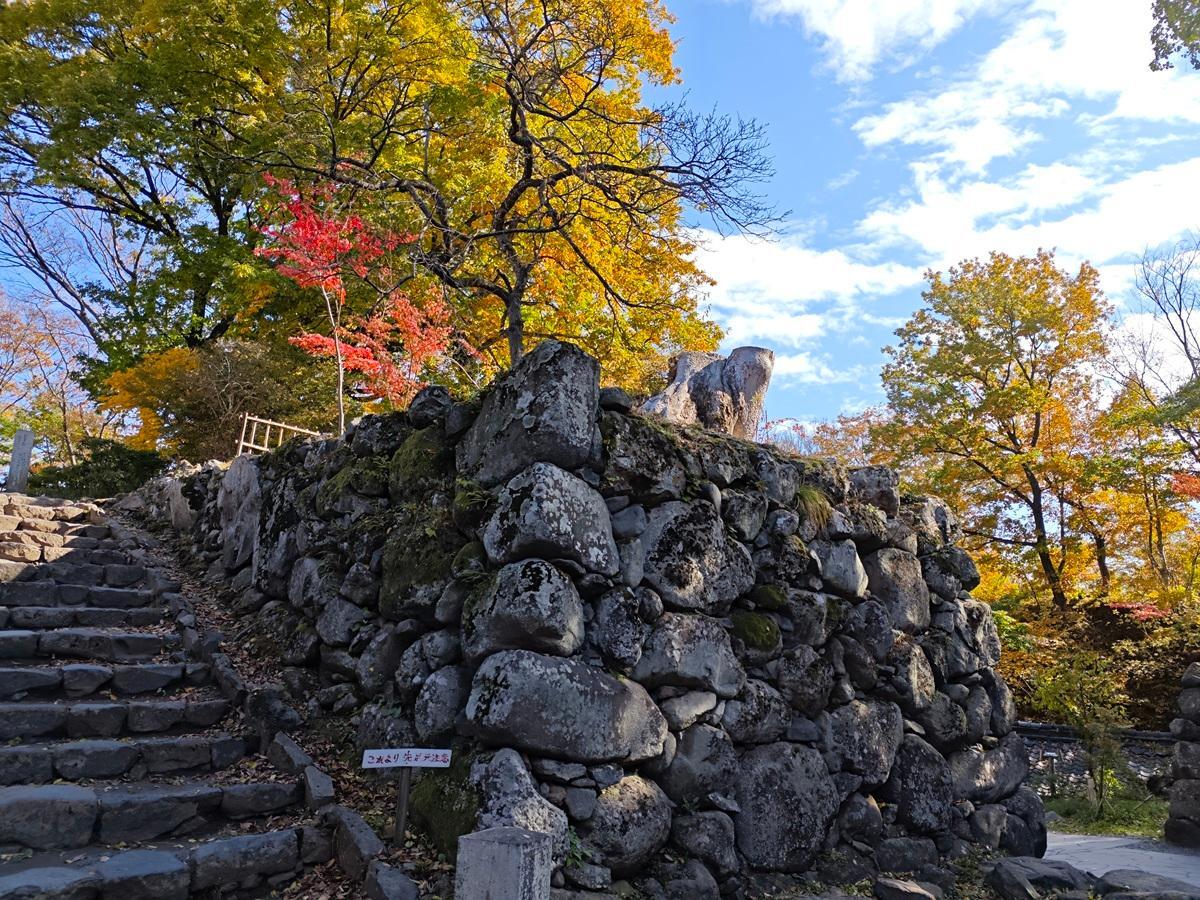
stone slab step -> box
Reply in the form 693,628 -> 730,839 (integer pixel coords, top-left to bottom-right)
0,780 -> 303,849
0,660 -> 209,699
0,583 -> 156,609
0,733 -> 249,784
0,522 -> 110,539
5,561 -> 148,588
0,628 -> 175,662
0,539 -> 123,565
0,827 -> 320,898
0,696 -> 230,740
0,606 -> 164,630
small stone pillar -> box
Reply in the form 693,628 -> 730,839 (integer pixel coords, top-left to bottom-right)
5,428 -> 33,493
454,826 -> 552,900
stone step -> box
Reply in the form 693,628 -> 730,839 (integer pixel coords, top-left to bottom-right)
0,521 -> 111,539
0,605 -> 164,630
0,827 -> 320,898
7,561 -> 149,588
0,780 -> 304,850
0,733 -> 250,784
0,660 -> 209,699
0,696 -> 230,740
0,539 -> 123,565
0,582 -> 156,608
0,627 -> 175,662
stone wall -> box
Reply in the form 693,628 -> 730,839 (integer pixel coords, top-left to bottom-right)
131,340 -> 1044,896
1168,664 -> 1200,846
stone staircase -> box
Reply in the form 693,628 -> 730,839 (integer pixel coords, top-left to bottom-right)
0,495 -> 331,898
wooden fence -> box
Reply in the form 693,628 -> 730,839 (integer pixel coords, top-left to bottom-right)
236,414 -> 325,456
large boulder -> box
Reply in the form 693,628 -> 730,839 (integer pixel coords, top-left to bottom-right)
585,776 -> 672,877
829,700 -> 903,786
640,501 -> 755,615
810,539 -> 868,599
926,599 -> 1001,680
893,735 -> 953,833
863,549 -> 930,633
721,679 -> 790,744
482,463 -> 619,576
462,559 -> 584,662
774,645 -> 834,716
900,496 -> 962,555
733,742 -> 839,871
849,466 -> 900,517
465,650 -> 667,763
949,732 -> 1029,804
631,613 -> 746,699
457,339 -> 600,487
658,724 -> 738,804
639,347 -> 774,440
473,749 -> 568,861
217,454 -> 261,573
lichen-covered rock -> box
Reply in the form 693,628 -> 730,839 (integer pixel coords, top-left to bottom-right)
482,463 -> 619,576
887,637 -> 936,715
599,411 -> 687,502
457,339 -> 600,487
916,692 -> 969,750
217,454 -> 261,573
465,650 -> 667,763
949,732 -> 1029,803
461,559 -> 584,662
900,497 -> 962,555
849,466 -> 900,516
734,742 -> 839,872
830,700 -> 903,786
658,723 -> 738,804
671,812 -> 739,878
926,599 -> 1000,680
721,490 -> 768,543
721,679 -> 789,744
810,539 -> 868,599
473,748 -> 568,861
315,597 -> 368,647
631,613 -> 746,699
639,347 -> 774,440
590,588 -> 646,669
842,599 -> 894,662
893,735 -> 953,833
585,776 -> 672,877
415,665 -> 471,742
774,645 -> 834,716
640,501 -> 754,615
863,548 -> 930,633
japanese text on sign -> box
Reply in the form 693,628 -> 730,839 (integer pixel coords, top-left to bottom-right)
361,748 -> 453,769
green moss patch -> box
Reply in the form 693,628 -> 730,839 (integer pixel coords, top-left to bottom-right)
731,610 -> 781,651
409,749 -> 480,858
748,584 -> 787,611
389,425 -> 452,501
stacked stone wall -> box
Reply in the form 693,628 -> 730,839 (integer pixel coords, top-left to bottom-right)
1168,663 -> 1200,846
132,340 -> 1044,896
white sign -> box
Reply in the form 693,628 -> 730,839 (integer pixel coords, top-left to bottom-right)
362,748 -> 452,769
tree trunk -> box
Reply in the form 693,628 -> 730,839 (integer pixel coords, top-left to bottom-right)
1024,465 -> 1069,609
1091,530 -> 1110,595
506,292 -> 524,363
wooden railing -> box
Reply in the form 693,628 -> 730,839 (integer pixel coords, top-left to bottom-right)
236,414 -> 325,456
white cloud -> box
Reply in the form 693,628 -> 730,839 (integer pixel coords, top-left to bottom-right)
746,0 -> 1008,81
771,352 -> 868,385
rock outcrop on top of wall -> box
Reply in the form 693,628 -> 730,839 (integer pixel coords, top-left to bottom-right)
130,340 -> 1044,897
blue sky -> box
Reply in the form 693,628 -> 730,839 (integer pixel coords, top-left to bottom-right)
659,0 -> 1200,422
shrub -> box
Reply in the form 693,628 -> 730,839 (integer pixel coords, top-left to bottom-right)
28,437 -> 167,500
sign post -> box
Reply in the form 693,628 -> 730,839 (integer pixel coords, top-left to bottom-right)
361,747 -> 452,845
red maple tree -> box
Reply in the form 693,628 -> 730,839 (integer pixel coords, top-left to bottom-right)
256,175 -> 454,429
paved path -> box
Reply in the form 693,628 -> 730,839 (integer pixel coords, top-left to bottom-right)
1046,831 -> 1200,887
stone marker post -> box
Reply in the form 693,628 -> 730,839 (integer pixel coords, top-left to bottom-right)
454,827 -> 552,900
5,428 -> 33,494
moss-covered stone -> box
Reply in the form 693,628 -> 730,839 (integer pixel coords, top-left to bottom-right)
748,584 -> 787,611
452,478 -> 493,531
451,540 -> 488,580
409,748 -> 480,859
731,610 -> 782,651
379,504 -> 463,620
389,425 -> 451,501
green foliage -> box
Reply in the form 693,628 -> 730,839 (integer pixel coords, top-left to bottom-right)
794,484 -> 833,530
1151,0 -> 1200,71
1031,651 -> 1129,816
1045,793 -> 1167,839
28,438 -> 166,500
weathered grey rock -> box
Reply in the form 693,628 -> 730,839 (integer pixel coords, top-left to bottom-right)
1097,868 -> 1200,897
849,466 -> 901,516
483,463 -> 619,576
415,665 -> 470,742
722,490 -> 768,543
217,453 -> 261,572
839,793 -> 883,845
466,650 -> 667,763
61,663 -> 113,697
984,857 -> 1092,900
366,860 -> 421,900
721,679 -> 789,744
660,691 -> 718,732
457,339 -> 600,487
304,765 -> 336,809
915,692 -> 969,749
671,812 -> 739,878
863,549 -> 930,633
110,663 -> 184,695
599,411 -> 688,502
585,775 -> 672,877
874,837 -> 937,873
734,742 -> 839,872
473,749 -> 569,861
99,784 -> 221,842
893,735 -> 953,833
191,830 -> 300,889
0,666 -> 62,696
591,588 -> 646,669
830,700 -> 903,786
0,784 -> 97,849
927,599 -> 1000,680
324,805 -> 385,881
640,500 -> 754,615
355,626 -> 406,698
900,497 -> 962,555
96,848 -> 189,898
775,645 -> 835,716
316,597 -> 368,647
640,347 -> 774,440
887,638 -> 936,715
659,724 -> 738,804
137,736 -> 211,774
632,613 -> 746,699
874,878 -> 939,900
0,746 -> 52,784
843,599 -> 894,662
0,866 -> 101,899
949,732 -> 1029,804
463,559 -> 585,662
811,539 -> 869,599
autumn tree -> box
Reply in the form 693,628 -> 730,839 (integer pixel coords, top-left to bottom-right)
1152,0 -> 1200,71
880,251 -> 1111,610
